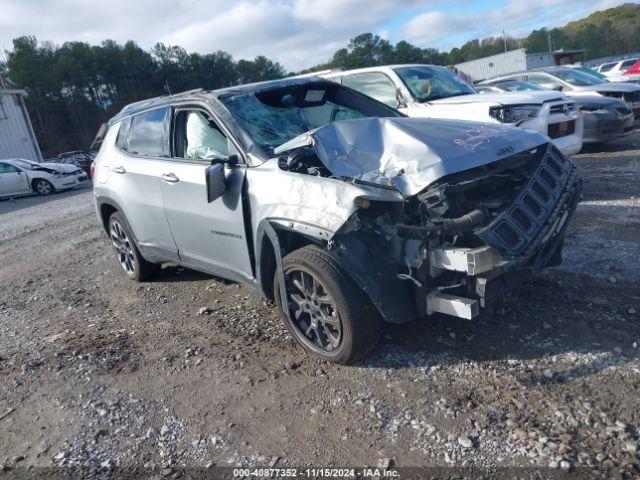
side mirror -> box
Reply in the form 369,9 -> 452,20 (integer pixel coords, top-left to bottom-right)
205,163 -> 226,203
396,89 -> 408,109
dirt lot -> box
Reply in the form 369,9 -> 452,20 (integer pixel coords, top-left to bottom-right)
1,136 -> 640,478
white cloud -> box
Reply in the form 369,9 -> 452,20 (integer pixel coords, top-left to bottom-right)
401,11 -> 468,46
0,0 -> 431,70
401,0 -> 631,51
0,0 -> 633,71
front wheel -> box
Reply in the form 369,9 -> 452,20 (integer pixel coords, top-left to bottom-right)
34,179 -> 55,195
108,212 -> 160,281
274,245 -> 382,365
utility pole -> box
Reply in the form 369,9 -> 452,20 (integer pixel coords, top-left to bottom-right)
502,30 -> 507,53
548,33 -> 552,53
0,45 -> 7,89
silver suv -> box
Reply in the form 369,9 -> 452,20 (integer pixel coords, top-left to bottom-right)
94,77 -> 581,364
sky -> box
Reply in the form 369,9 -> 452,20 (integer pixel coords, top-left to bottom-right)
0,0 -> 633,71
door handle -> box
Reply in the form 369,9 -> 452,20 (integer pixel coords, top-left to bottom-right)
161,173 -> 179,183
112,166 -> 126,174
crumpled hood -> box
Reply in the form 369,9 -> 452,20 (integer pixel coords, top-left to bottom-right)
430,90 -> 563,106
38,162 -> 79,173
274,117 -> 548,196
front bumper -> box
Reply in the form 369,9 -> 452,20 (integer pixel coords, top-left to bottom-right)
582,110 -> 635,143
50,172 -> 89,190
428,145 -> 582,317
520,106 -> 583,157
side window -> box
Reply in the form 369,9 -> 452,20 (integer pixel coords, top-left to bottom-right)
173,109 -> 235,160
127,108 -> 168,157
0,163 -> 19,174
620,59 -> 638,70
599,63 -> 616,73
342,73 -> 398,108
116,117 -> 132,150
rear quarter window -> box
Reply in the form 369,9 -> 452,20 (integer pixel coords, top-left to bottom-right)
127,108 -> 169,157
115,117 -> 132,150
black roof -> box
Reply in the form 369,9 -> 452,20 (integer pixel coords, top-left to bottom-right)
109,76 -> 333,125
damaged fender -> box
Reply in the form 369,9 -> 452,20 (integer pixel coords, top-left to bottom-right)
327,232 -> 418,323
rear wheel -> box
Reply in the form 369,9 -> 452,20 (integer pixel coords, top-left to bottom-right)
274,245 -> 382,365
108,212 -> 160,281
34,179 -> 55,195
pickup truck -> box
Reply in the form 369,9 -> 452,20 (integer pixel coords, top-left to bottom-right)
321,64 -> 584,157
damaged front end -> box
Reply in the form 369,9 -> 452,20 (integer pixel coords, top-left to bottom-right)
275,117 -> 582,322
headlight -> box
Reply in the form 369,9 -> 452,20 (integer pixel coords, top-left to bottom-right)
489,105 -> 540,123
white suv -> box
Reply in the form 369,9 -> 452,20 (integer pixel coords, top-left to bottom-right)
321,64 -> 583,157
93,78 -> 581,364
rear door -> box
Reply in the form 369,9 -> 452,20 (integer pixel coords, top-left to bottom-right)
159,106 -> 253,280
0,162 -> 30,195
108,109 -> 179,261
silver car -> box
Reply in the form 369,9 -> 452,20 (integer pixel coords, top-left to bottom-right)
93,77 -> 581,364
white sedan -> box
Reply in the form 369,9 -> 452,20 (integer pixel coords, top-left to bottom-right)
0,158 -> 89,198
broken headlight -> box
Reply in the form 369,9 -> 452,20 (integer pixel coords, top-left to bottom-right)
489,105 -> 540,124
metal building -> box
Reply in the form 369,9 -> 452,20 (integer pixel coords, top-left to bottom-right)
0,89 -> 43,161
455,49 -> 585,83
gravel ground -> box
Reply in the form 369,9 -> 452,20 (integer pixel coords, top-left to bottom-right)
1,136 -> 639,479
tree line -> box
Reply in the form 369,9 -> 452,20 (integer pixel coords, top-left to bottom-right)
2,4 -> 640,156
1,37 -> 285,156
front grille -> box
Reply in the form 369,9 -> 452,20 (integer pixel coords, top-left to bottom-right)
550,102 -> 576,114
547,120 -> 576,139
624,91 -> 640,103
476,146 -> 574,256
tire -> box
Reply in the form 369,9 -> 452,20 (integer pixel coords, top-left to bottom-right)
274,245 -> 382,365
108,212 -> 161,282
34,179 -> 55,196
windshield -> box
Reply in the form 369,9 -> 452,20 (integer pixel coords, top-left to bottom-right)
549,68 -> 604,86
577,67 -> 607,80
221,83 -> 400,154
498,81 -> 543,92
393,65 -> 475,102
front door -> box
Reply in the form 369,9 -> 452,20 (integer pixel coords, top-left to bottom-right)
0,163 -> 30,196
159,107 -> 253,281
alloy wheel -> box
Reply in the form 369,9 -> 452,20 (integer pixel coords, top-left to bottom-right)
110,221 -> 136,274
284,269 -> 342,352
36,180 -> 51,195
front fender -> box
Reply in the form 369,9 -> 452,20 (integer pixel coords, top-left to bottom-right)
327,232 -> 418,324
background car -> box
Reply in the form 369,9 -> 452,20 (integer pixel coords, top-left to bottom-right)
595,58 -> 640,82
489,67 -> 640,118
0,158 -> 88,198
321,64 -> 583,157
45,150 -> 96,176
478,79 -> 635,144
